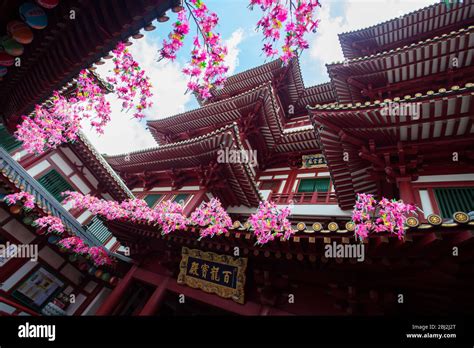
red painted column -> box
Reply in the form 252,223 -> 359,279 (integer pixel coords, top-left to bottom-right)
138,277 -> 170,316
397,178 -> 416,204
96,265 -> 137,316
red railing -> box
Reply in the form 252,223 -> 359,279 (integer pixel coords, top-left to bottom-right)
0,295 -> 39,316
269,192 -> 338,205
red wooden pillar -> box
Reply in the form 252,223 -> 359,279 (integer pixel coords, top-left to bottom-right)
397,177 -> 416,204
96,265 -> 137,316
138,277 -> 170,316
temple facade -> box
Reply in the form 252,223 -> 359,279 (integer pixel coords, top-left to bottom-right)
0,0 -> 473,316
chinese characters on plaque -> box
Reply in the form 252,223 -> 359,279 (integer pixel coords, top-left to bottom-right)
177,247 -> 247,304
302,153 -> 327,168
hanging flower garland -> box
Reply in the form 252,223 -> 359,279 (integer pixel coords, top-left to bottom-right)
62,191 -> 189,235
33,216 -> 65,235
3,191 -> 36,210
249,201 -> 295,245
160,9 -> 190,61
106,43 -> 153,120
87,246 -> 113,267
189,198 -> 233,239
160,0 -> 229,100
15,42 -> 152,155
249,0 -> 321,63
351,193 -> 418,241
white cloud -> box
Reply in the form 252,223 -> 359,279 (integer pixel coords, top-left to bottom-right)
309,0 -> 436,80
80,31 -> 193,155
224,28 -> 245,75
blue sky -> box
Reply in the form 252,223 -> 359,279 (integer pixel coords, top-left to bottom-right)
84,0 -> 437,155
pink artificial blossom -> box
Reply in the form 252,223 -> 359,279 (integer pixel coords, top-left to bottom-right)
87,246 -> 113,267
16,43 -> 153,154
3,192 -> 36,210
58,236 -> 89,255
61,191 -> 188,235
107,43 -> 153,119
351,193 -> 418,241
160,1 -> 229,100
249,200 -> 295,245
33,216 -> 65,235
249,0 -> 321,63
189,198 -> 232,239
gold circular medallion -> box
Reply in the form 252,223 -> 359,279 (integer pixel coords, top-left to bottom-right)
296,222 -> 306,231
345,221 -> 355,232
453,212 -> 469,224
406,217 -> 419,228
312,222 -> 323,232
427,214 -> 442,226
328,222 -> 339,232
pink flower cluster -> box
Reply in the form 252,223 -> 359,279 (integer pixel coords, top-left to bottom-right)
352,193 -> 418,240
15,70 -> 111,154
189,198 -> 232,239
15,92 -> 81,154
249,0 -> 321,63
16,42 -> 153,154
3,192 -> 36,210
62,191 -> 188,236
75,70 -> 112,134
160,10 -> 190,60
87,246 -> 113,267
249,201 -> 295,245
182,0 -> 229,99
106,42 -> 153,120
58,236 -> 89,255
160,1 -> 229,100
33,216 -> 65,235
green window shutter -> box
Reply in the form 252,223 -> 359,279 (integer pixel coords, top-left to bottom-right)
434,187 -> 474,218
37,169 -> 74,203
85,216 -> 111,244
0,124 -> 22,153
298,178 -> 330,193
173,194 -> 189,204
144,194 -> 162,207
314,178 -> 330,192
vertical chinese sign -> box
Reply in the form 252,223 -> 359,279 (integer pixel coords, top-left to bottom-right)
177,247 -> 247,304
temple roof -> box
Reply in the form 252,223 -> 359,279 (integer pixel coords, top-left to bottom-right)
148,82 -> 320,155
105,124 -> 262,207
308,83 -> 474,209
338,0 -> 474,60
329,25 -> 474,104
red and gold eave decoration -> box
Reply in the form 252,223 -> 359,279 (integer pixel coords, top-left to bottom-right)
0,1 -> 58,80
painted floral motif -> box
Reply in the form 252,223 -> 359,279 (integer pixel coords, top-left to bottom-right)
33,216 -> 65,235
3,191 -> 36,210
249,0 -> 321,63
189,198 -> 233,239
351,193 -> 418,240
249,200 -> 295,245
